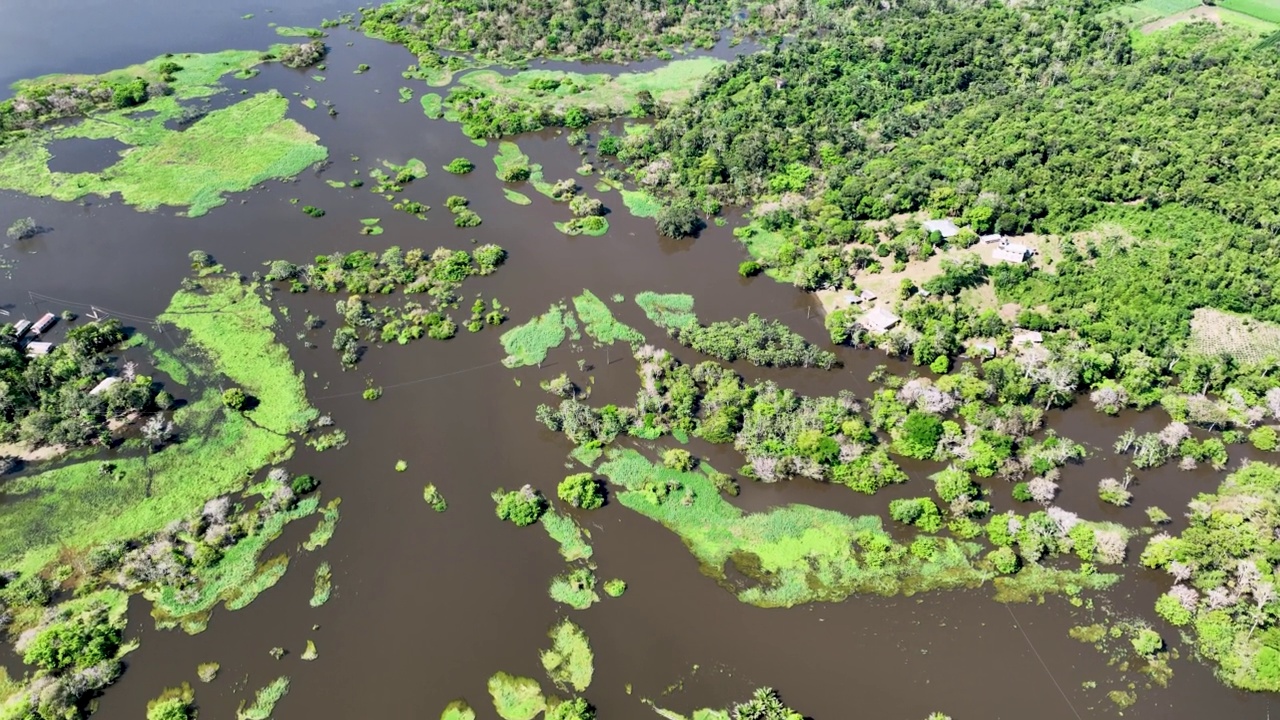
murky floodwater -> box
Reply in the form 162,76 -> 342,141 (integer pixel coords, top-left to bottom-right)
0,5 -> 1272,720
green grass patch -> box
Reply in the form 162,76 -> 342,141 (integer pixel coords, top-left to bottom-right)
441,700 -> 476,720
619,189 -> 661,218
634,292 -> 697,330
500,303 -> 571,368
555,217 -> 610,236
309,561 -> 332,607
597,449 -> 1115,607
423,484 -> 448,512
487,673 -> 545,720
160,276 -> 317,434
275,26 -> 325,37
540,618 -> 594,693
237,676 -> 289,720
453,58 -> 723,120
503,188 -> 532,205
302,498 -> 340,551
548,566 -> 599,609
0,90 -> 327,217
1219,0 -> 1280,21
569,444 -> 603,468
1218,5 -> 1280,31
421,92 -> 444,119
398,86 -> 414,103
540,510 -> 593,562
734,217 -> 790,265
1104,0 -> 1199,25
573,289 -> 643,345
0,276 -> 316,578
146,496 -> 320,633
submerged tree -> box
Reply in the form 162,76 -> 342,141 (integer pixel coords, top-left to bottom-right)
6,217 -> 38,241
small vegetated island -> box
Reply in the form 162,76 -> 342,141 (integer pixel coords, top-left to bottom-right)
0,43 -> 330,215
0,260 -> 339,717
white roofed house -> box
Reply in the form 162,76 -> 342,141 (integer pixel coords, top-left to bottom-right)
921,218 -> 960,238
980,233 -> 1004,244
89,376 -> 123,396
992,241 -> 1032,264
861,307 -> 900,334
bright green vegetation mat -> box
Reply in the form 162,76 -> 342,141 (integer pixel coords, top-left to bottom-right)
503,188 -> 532,205
619,189 -> 661,218
634,292 -> 697,330
441,700 -> 477,720
569,444 -> 603,468
554,218 -> 610,236
160,276 -> 318,434
275,26 -> 325,37
146,682 -> 195,720
310,561 -> 333,607
597,449 -> 1116,607
487,672 -> 545,720
540,510 -> 593,562
500,303 -> 572,367
0,52 -> 327,216
303,498 -> 341,550
492,141 -> 553,195
0,276 -> 316,578
548,566 -> 599,609
540,619 -> 593,693
237,676 -> 289,720
421,92 -> 444,118
146,495 -> 321,633
573,289 -> 643,345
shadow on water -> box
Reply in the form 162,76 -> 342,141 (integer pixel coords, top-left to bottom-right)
0,7 -> 1272,720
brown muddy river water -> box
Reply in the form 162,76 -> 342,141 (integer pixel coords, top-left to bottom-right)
0,3 -> 1273,719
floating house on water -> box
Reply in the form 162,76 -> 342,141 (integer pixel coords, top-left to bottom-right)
31,313 -> 57,335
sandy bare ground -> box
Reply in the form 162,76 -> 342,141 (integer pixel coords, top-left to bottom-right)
815,233 -> 1058,316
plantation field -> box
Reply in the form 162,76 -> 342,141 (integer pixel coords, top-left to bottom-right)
1107,0 -> 1200,26
1221,0 -> 1280,22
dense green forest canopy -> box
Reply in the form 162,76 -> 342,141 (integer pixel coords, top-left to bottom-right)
627,0 -> 1280,233
361,0 -> 804,63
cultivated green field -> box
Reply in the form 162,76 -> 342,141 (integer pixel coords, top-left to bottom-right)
1105,0 -> 1200,26
1221,0 -> 1280,23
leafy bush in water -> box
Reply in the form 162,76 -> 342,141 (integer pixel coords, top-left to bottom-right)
654,202 -> 699,238
888,497 -> 942,532
494,485 -> 548,526
222,387 -> 249,411
894,411 -> 943,459
279,40 -> 327,68
444,157 -> 475,174
669,313 -> 836,369
558,473 -> 605,510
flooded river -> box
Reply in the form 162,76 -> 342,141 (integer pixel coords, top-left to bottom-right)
0,3 -> 1273,719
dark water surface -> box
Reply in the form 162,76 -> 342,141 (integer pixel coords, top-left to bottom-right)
0,5 -> 1273,720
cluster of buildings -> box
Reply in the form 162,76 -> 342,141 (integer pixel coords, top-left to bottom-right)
10,312 -> 58,356
850,218 -> 1038,336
